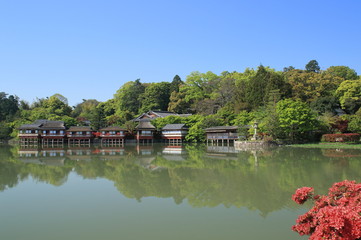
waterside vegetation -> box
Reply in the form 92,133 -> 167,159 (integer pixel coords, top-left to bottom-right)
1,60 -> 361,143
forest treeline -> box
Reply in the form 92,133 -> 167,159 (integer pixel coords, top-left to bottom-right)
1,60 -> 361,142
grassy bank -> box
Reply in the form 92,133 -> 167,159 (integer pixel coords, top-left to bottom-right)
289,142 -> 361,149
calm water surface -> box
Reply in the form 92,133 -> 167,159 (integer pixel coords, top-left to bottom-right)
1,144 -> 361,240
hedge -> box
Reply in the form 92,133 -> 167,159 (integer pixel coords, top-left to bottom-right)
321,133 -> 360,142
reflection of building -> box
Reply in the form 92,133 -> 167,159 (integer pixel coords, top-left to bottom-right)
98,126 -> 126,145
162,145 -> 186,161
18,148 -> 66,166
66,148 -> 93,161
205,145 -> 240,160
67,126 -> 94,145
136,121 -> 156,143
205,126 -> 239,145
97,148 -> 125,161
161,124 -> 188,144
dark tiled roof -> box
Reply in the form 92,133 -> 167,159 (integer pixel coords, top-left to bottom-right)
162,124 -> 188,130
136,121 -> 156,130
19,120 -> 65,130
99,126 -> 126,131
151,111 -> 177,118
67,126 -> 93,132
205,126 -> 238,133
40,121 -> 65,129
18,123 -> 42,130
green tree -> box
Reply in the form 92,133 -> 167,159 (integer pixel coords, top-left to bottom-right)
114,79 -> 145,116
285,70 -> 343,102
168,90 -> 190,113
276,99 -> 318,141
305,60 -> 320,73
326,66 -> 358,80
0,93 -> 19,121
245,66 -> 290,109
169,75 -> 183,94
139,82 -> 171,112
335,79 -> 361,113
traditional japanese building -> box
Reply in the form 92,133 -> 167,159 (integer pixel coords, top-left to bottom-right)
18,120 -> 66,146
161,124 -> 188,144
136,121 -> 156,143
39,120 -> 66,145
98,126 -> 126,145
66,126 -> 94,145
205,126 -> 239,145
18,122 -> 42,145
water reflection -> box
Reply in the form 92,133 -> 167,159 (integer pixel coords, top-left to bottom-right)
2,144 -> 361,215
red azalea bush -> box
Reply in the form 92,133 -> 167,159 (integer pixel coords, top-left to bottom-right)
292,180 -> 361,239
321,133 -> 360,143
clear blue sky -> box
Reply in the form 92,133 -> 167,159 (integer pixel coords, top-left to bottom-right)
1,0 -> 360,106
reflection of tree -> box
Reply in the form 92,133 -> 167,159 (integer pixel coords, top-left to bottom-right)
2,145 -> 361,216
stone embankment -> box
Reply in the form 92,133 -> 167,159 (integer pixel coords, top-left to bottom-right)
234,140 -> 278,151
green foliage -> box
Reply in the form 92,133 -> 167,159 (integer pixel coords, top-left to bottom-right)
286,70 -> 343,102
151,115 -> 183,130
139,82 -> 171,112
335,79 -> 361,113
232,110 -> 252,126
310,96 -> 340,114
0,122 -> 12,139
276,99 -> 318,141
72,99 -> 100,120
114,79 -> 145,116
326,66 -> 358,80
169,75 -> 183,94
346,115 -> 361,133
305,60 -> 320,73
0,92 -> 19,121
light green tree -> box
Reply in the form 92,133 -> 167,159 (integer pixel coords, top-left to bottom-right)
276,99 -> 318,141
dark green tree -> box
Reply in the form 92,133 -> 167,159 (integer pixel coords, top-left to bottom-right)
139,82 -> 171,112
169,75 -> 183,94
305,60 -> 320,73
0,92 -> 19,121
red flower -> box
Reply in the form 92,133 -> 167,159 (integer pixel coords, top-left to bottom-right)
292,180 -> 361,240
292,187 -> 314,204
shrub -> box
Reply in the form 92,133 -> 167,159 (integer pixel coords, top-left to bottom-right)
321,133 -> 360,142
292,180 -> 361,239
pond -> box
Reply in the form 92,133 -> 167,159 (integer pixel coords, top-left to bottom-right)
1,144 -> 361,240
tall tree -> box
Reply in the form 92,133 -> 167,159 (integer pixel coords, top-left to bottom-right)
0,93 -> 19,121
139,82 -> 171,112
276,99 -> 318,141
305,60 -> 320,73
169,75 -> 183,94
114,79 -> 145,116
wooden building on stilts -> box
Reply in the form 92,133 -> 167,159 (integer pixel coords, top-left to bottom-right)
161,124 -> 188,144
66,126 -> 94,146
18,122 -> 41,146
39,121 -> 66,146
136,121 -> 156,144
205,126 -> 239,145
98,126 -> 126,146
18,120 -> 66,146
